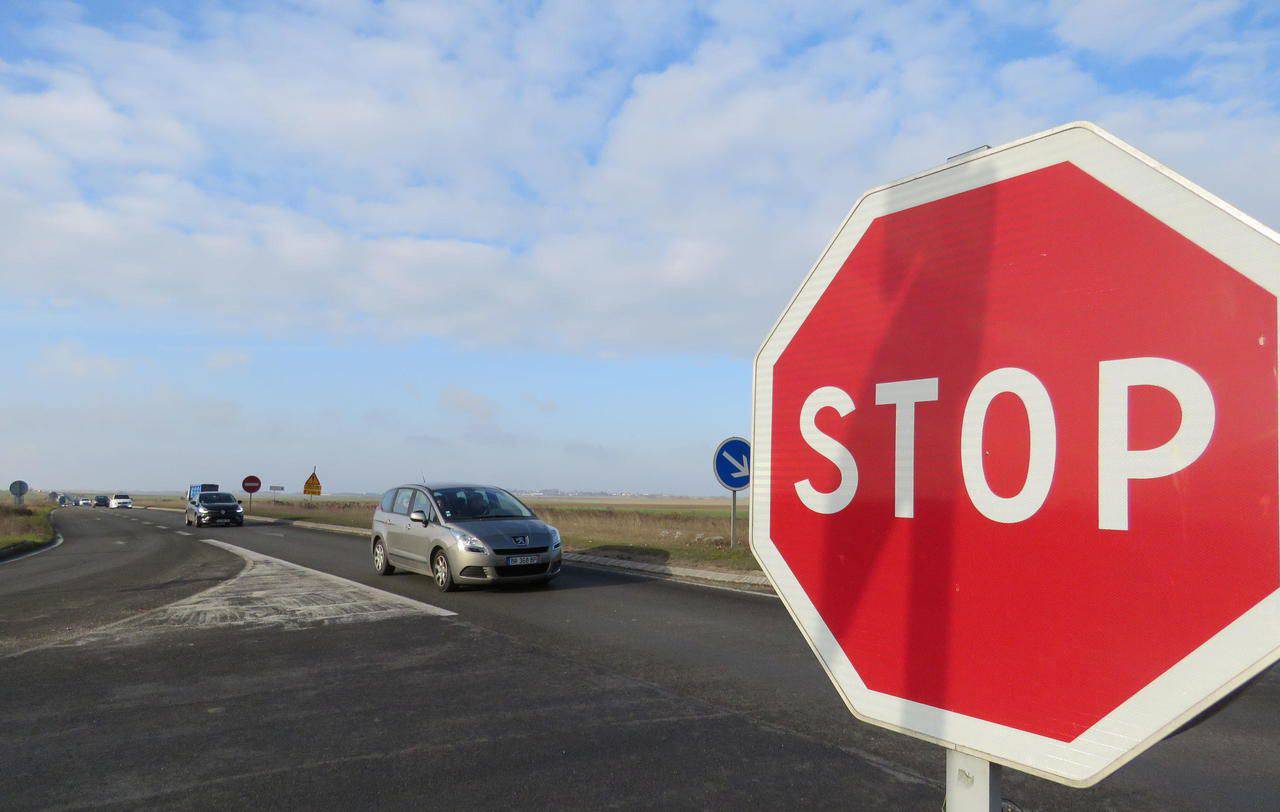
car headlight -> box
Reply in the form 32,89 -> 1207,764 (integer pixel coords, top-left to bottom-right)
197,506 -> 209,514
548,526 -> 562,550
236,505 -> 244,513
449,528 -> 487,553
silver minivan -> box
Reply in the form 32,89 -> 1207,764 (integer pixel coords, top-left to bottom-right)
371,483 -> 562,591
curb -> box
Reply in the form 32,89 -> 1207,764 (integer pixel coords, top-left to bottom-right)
142,506 -> 772,594
562,551 -> 771,588
0,533 -> 64,565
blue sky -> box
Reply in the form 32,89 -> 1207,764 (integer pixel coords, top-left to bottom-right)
1,1 -> 1277,495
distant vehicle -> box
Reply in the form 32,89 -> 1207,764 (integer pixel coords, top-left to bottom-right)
187,483 -> 220,503
185,491 -> 244,528
93,495 -> 109,508
371,482 -> 561,592
78,498 -> 92,507
109,493 -> 133,509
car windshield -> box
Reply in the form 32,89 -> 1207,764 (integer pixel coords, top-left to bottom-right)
199,493 -> 237,505
431,487 -> 533,521
114,494 -> 130,499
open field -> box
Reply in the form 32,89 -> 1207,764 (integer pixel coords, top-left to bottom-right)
133,494 -> 758,572
0,503 -> 57,557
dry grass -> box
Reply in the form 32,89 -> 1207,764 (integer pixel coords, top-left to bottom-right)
533,503 -> 756,571
0,503 -> 56,556
135,493 -> 757,571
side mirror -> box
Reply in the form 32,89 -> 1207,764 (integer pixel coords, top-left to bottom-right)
409,509 -> 430,525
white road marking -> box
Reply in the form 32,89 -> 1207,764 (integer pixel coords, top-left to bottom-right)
176,531 -> 192,536
64,539 -> 454,646
196,539 -> 454,617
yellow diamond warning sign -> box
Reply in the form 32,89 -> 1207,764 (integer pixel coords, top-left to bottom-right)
303,469 -> 322,496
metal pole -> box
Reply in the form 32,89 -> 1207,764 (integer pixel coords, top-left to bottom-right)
945,750 -> 1001,812
730,490 -> 736,548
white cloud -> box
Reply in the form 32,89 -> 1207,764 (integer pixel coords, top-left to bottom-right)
1048,0 -> 1244,61
438,385 -> 497,422
0,0 -> 1276,358
205,349 -> 251,370
31,340 -> 127,380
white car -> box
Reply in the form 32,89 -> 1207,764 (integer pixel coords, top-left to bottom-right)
109,493 -> 134,509
77,498 -> 91,507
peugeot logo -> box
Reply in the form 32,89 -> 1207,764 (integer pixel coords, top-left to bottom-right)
512,535 -> 529,546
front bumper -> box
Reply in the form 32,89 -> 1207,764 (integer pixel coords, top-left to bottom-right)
198,512 -> 244,525
453,548 -> 563,584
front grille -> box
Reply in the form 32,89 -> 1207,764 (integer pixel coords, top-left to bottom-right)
495,563 -> 550,577
493,546 -> 548,556
459,566 -> 488,578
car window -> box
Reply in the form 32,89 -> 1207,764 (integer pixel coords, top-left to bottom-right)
410,490 -> 433,517
392,488 -> 414,515
199,493 -> 237,504
430,487 -> 533,521
379,489 -> 396,512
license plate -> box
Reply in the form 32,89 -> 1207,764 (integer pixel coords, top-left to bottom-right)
506,555 -> 539,566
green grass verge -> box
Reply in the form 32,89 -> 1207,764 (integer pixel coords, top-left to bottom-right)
0,503 -> 57,558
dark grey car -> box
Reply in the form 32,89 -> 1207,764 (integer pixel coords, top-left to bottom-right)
185,491 -> 245,528
371,483 -> 562,591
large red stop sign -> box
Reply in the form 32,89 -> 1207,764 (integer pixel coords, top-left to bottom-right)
751,123 -> 1280,786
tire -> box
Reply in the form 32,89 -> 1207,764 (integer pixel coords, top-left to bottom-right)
432,549 -> 457,592
373,540 -> 395,576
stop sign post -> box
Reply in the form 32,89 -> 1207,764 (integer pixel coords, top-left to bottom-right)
751,122 -> 1280,804
242,475 -> 261,513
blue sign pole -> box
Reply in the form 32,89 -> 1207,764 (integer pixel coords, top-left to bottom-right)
713,437 -> 751,547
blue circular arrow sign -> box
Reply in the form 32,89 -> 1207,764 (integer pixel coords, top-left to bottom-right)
713,436 -> 751,492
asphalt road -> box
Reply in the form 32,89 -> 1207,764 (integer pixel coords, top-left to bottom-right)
2,507 -> 1276,810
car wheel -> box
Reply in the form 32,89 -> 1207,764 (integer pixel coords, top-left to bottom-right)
432,550 -> 457,592
373,540 -> 395,576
